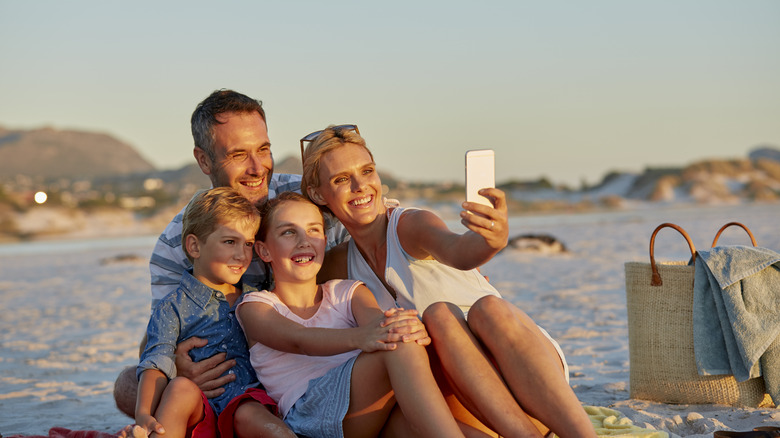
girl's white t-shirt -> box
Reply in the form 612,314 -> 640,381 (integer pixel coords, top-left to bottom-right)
236,279 -> 362,417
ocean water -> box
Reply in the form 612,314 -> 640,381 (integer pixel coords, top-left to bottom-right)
0,235 -> 159,257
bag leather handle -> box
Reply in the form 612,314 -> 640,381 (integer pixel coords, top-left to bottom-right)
711,221 -> 757,247
649,223 -> 696,287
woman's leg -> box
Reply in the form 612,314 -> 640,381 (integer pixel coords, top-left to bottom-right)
343,342 -> 465,438
423,302 -> 545,438
467,295 -> 597,438
151,377 -> 205,438
427,348 -> 501,438
379,392 -> 497,438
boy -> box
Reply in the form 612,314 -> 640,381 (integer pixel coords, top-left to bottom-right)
128,187 -> 293,438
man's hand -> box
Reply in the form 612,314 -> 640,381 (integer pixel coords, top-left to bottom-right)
174,337 -> 236,398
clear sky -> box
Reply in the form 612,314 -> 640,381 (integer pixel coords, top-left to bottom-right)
1,1 -> 779,187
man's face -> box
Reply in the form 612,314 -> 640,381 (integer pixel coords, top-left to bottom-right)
194,111 -> 274,208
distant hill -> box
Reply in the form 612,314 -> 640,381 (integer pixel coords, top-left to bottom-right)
1,123 -> 778,212
0,125 -> 155,180
528,146 -> 780,206
274,156 -> 303,175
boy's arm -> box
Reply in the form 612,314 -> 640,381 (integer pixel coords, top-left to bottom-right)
397,188 -> 509,270
134,369 -> 168,435
238,296 -> 401,356
139,303 -> 179,379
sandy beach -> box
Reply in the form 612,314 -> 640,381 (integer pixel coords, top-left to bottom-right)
1,202 -> 779,437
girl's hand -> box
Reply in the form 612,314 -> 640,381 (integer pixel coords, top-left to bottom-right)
381,308 -> 431,346
355,313 -> 402,352
460,187 -> 509,251
355,308 -> 425,352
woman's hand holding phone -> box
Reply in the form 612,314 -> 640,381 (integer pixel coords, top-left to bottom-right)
463,149 -> 508,251
461,187 -> 508,252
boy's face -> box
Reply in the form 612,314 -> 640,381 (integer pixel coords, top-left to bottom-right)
256,201 -> 326,284
189,219 -> 256,291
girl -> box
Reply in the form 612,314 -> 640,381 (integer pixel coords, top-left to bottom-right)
300,125 -> 598,438
236,191 -> 465,438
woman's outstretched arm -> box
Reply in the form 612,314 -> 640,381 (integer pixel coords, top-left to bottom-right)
398,187 -> 509,270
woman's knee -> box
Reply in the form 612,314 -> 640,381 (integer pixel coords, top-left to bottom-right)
469,296 -> 533,339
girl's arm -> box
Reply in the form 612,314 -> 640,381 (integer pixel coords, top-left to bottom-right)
398,187 -> 509,270
238,293 -> 413,356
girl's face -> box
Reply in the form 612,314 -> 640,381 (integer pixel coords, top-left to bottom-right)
188,220 -> 256,291
256,200 -> 326,284
308,142 -> 384,226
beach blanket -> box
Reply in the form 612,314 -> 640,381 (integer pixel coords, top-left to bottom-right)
692,245 -> 780,405
5,428 -> 117,438
586,406 -> 669,437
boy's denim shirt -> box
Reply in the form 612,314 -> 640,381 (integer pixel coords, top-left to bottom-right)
138,270 -> 259,414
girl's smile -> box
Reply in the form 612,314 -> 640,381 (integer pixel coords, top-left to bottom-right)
257,200 -> 327,284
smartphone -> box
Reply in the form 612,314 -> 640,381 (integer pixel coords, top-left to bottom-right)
465,149 -> 495,207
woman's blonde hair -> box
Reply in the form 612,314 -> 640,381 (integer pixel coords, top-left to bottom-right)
182,187 -> 261,263
301,125 -> 374,205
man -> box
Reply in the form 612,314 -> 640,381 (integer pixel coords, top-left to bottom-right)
113,90 -> 345,434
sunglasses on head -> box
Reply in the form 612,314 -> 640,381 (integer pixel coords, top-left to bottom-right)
299,124 -> 360,166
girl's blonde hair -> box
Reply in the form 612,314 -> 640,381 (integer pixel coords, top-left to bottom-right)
301,125 -> 374,206
182,187 -> 261,262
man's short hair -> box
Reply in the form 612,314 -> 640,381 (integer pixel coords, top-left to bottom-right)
182,187 -> 262,263
191,89 -> 266,163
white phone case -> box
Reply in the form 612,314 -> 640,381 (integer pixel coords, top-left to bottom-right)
465,149 -> 495,207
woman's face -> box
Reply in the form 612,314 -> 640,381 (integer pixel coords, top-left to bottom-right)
310,142 -> 384,226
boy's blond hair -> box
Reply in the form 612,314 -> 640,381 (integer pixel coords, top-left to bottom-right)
182,187 -> 261,263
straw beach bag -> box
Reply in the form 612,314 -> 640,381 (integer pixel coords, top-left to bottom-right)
625,222 -> 772,407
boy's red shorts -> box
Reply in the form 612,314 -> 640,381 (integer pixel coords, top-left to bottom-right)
217,387 -> 280,438
189,392 -> 218,438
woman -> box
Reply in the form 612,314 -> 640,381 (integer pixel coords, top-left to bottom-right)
300,125 -> 597,438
